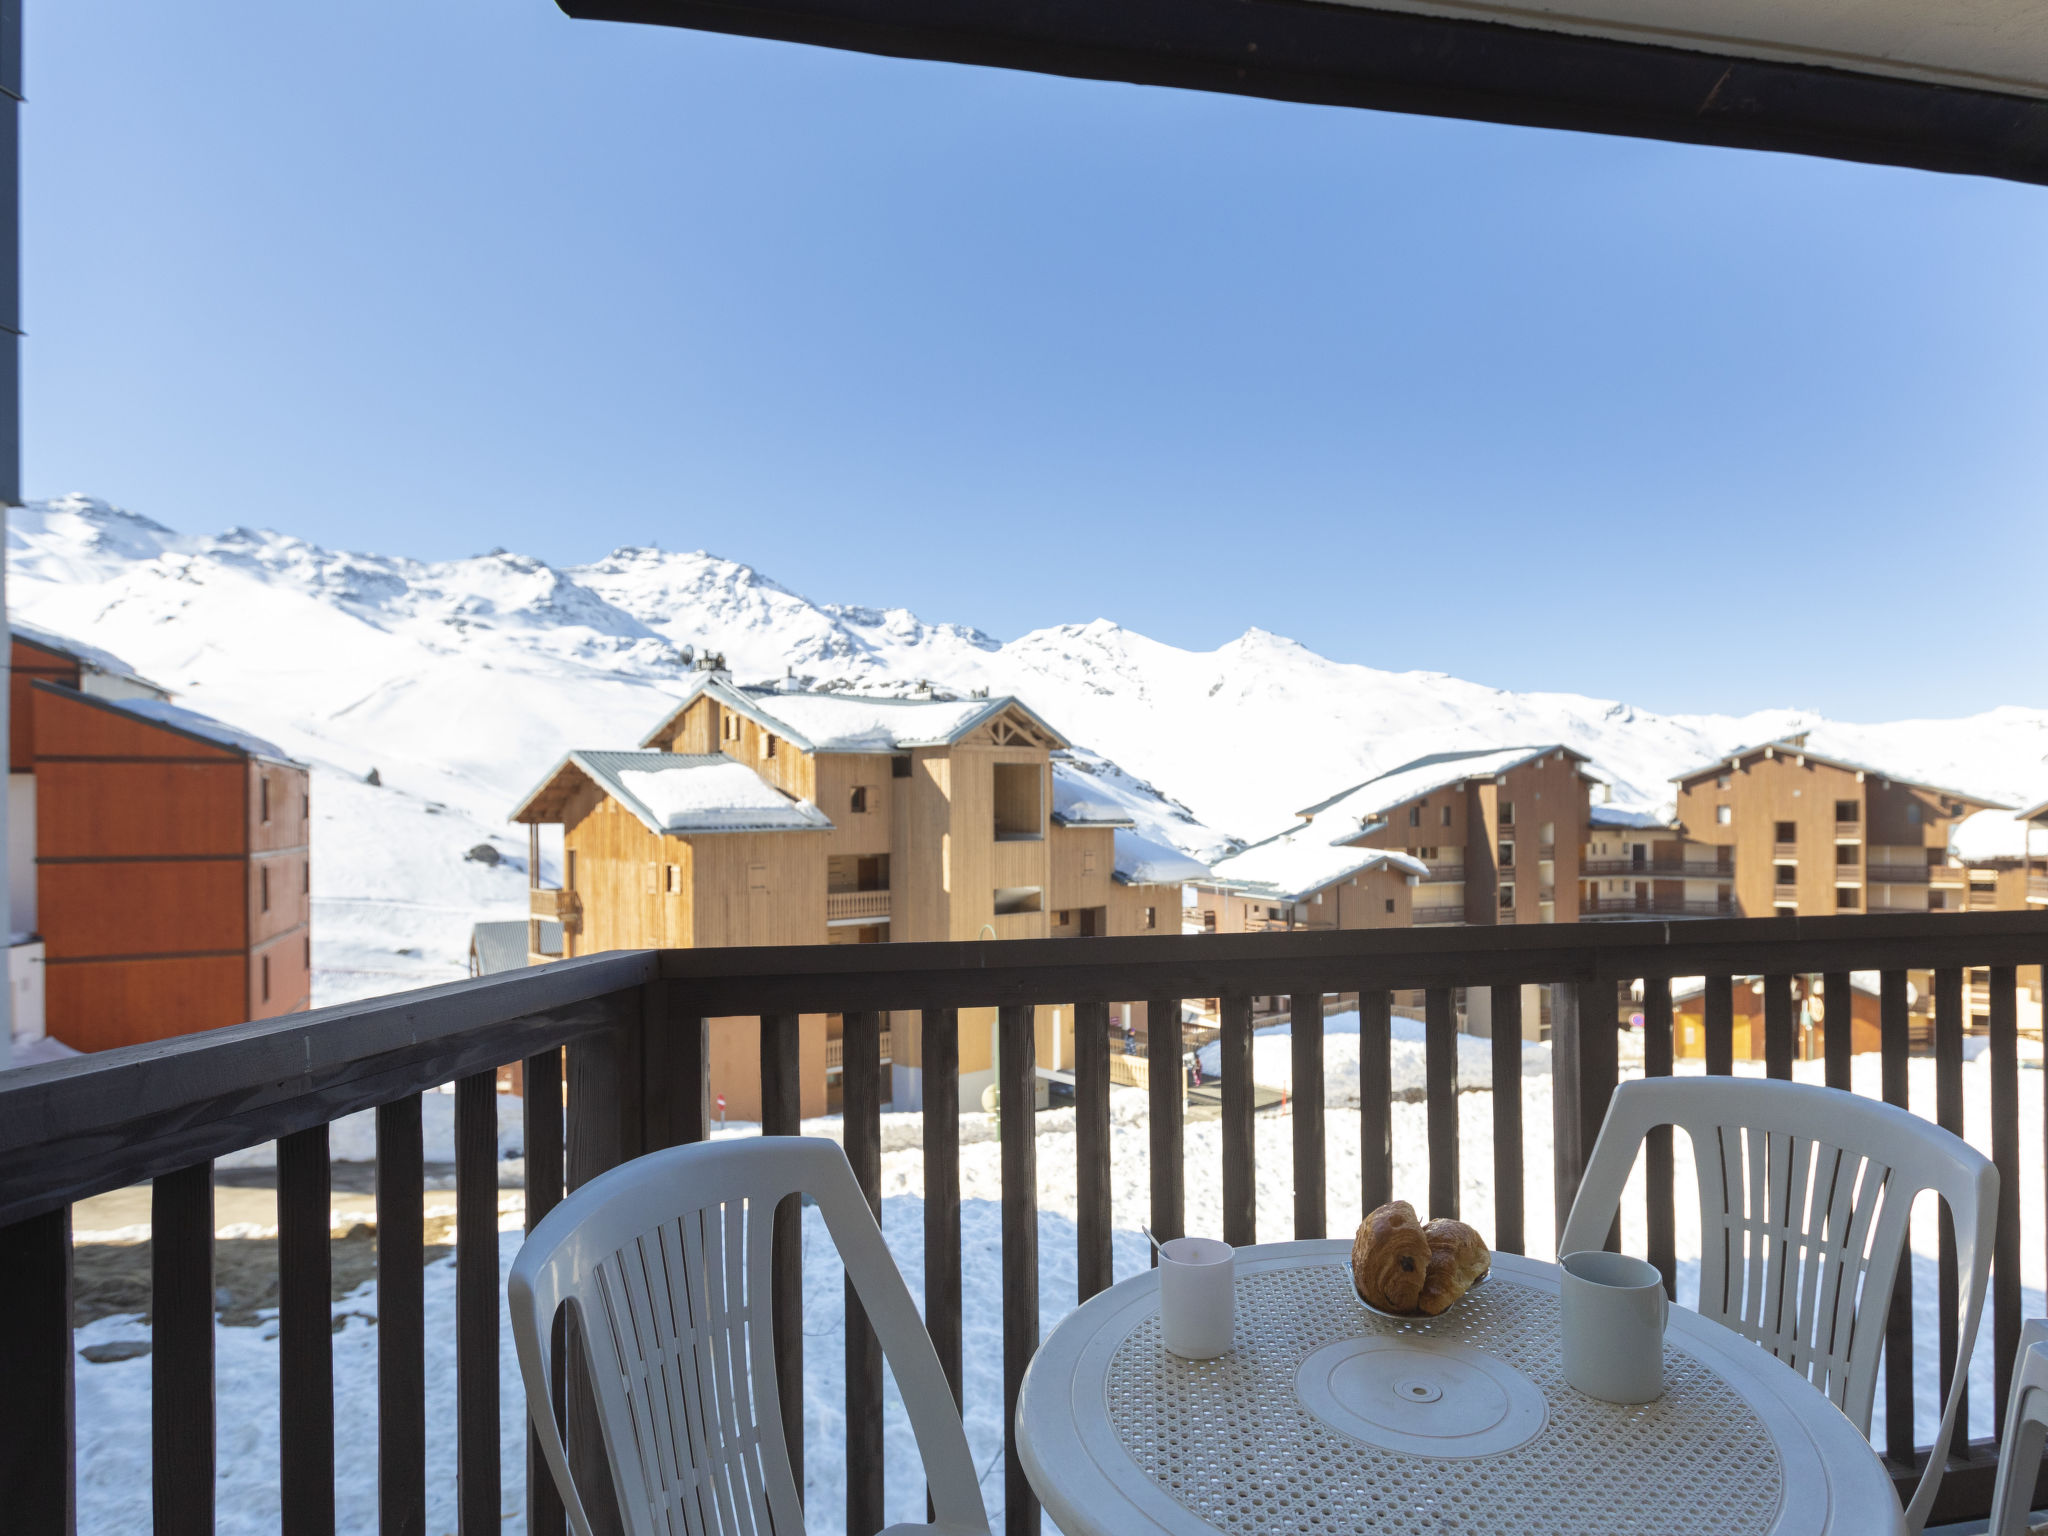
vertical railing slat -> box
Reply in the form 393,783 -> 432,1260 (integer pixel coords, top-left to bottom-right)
375,1099 -> 425,1536
0,1207 -> 73,1536
922,1008 -> 963,1416
1880,969 -> 1915,1468
760,1011 -> 804,1507
1219,991 -> 1256,1247
456,1072 -> 501,1536
643,983 -> 707,1152
1933,966 -> 1966,1441
564,1024 -> 638,1536
1552,980 -> 1618,1250
843,1010 -> 885,1536
1762,973 -> 1794,1080
523,1049 -> 567,1536
1642,977 -> 1676,1298
152,1162 -> 215,1536
1146,995 -> 1184,1252
1489,984 -> 1524,1256
1075,1000 -> 1113,1300
997,1003 -> 1040,1536
1359,990 -> 1393,1215
1989,965 -> 2021,1437
1822,971 -> 1853,1092
1703,975 -> 1734,1077
1291,991 -> 1326,1240
1425,986 -> 1459,1221
279,1124 -> 336,1536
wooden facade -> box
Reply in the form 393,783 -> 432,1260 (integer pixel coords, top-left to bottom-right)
515,679 -> 1192,1117
10,635 -> 310,1052
1672,736 -> 2002,919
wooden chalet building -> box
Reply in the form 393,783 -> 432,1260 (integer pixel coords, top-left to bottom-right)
8,626 -> 311,1054
1669,735 -> 2005,918
511,676 -> 1200,1117
1197,744 -> 1593,934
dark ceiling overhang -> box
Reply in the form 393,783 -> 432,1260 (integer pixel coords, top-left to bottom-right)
560,0 -> 2048,184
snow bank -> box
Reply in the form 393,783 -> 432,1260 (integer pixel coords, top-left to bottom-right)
1194,1013 -> 1549,1099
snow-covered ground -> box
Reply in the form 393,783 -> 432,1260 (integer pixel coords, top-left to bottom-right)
13,493 -> 2048,1006
71,1042 -> 2043,1535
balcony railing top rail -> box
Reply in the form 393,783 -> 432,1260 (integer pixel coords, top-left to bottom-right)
1583,860 -> 1734,879
8,912 -> 2048,1535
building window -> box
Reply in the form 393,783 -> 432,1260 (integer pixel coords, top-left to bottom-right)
1775,864 -> 1797,886
1775,821 -> 1796,844
1384,899 -> 1395,914
1498,884 -> 1515,910
1930,892 -> 1946,910
1835,800 -> 1859,823
1441,805 -> 1453,827
260,776 -> 271,823
1055,909 -> 1072,927
1835,843 -> 1859,867
762,734 -> 778,758
1716,806 -> 1732,825
1716,774 -> 1731,790
1499,842 -> 1514,869
304,936 -> 310,967
993,886 -> 1042,915
850,786 -> 869,814
302,862 -> 310,893
666,864 -> 681,893
1408,806 -> 1422,828
1836,886 -> 1860,910
1203,910 -> 1217,933
892,755 -> 911,779
262,954 -> 271,1002
1499,802 -> 1514,826
1142,906 -> 1157,930
261,866 -> 271,913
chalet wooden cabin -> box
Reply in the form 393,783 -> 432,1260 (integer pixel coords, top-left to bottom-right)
512,677 -> 1200,1116
1671,735 -> 2006,919
8,627 -> 310,1052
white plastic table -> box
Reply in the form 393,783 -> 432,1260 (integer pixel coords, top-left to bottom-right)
1016,1241 -> 1904,1536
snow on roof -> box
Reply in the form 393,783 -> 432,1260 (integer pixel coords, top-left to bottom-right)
1952,807 -> 2035,862
2017,798 -> 2048,824
1591,804 -> 1673,830
1113,828 -> 1210,886
13,622 -> 168,694
599,752 -> 832,834
1052,756 -> 1136,828
1295,746 -> 1575,833
1669,736 -> 2009,808
1202,829 -> 1428,904
103,696 -> 296,763
640,676 -> 1068,753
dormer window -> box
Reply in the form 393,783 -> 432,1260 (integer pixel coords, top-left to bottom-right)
850,786 -> 869,814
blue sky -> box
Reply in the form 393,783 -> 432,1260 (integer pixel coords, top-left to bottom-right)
23,0 -> 2048,720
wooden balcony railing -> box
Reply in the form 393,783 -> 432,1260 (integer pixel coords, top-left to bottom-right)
827,888 -> 892,922
1417,865 -> 1466,884
1410,904 -> 1466,926
1867,865 -> 1932,883
1582,896 -> 1734,918
6,916 -> 2048,1534
825,1030 -> 893,1069
1582,860 -> 1734,879
528,886 -> 582,923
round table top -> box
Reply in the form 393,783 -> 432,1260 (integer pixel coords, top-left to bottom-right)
1016,1241 -> 1904,1536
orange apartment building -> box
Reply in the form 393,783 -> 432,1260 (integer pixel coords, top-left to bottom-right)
510,675 -> 1200,1117
1197,745 -> 1594,932
1669,735 -> 2004,918
9,626 -> 311,1055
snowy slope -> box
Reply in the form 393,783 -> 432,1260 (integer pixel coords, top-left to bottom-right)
11,494 -> 2047,1004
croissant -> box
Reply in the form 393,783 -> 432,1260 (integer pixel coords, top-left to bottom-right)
1414,1218 -> 1491,1316
1352,1201 -> 1431,1312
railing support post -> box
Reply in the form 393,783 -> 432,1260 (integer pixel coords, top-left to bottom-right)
1219,991 -> 1255,1248
843,1010 -> 885,1536
998,1003 -> 1040,1536
0,1208 -> 74,1536
760,1011 -> 804,1510
1551,979 -> 1617,1251
1146,994 -> 1184,1252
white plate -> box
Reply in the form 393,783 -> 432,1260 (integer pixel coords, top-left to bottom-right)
1352,1267 -> 1489,1321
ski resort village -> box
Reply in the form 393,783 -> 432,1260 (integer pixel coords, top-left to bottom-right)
9,0 -> 2048,1530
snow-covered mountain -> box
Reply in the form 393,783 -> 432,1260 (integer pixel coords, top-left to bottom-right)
11,494 -> 2047,1003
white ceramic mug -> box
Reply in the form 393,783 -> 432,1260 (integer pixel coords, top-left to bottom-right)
1559,1250 -> 1668,1403
1159,1238 -> 1234,1359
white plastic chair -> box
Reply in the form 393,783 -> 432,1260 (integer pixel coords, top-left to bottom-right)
509,1135 -> 990,1536
1559,1076 -> 1996,1533
1986,1323 -> 2048,1536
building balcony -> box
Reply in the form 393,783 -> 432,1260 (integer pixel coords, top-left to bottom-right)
1582,896 -> 1734,918
1833,820 -> 1861,839
1582,859 -> 1733,879
1772,841 -> 1798,858
1411,903 -> 1466,926
1929,865 -> 1969,886
827,888 -> 892,923
12,916 -> 2048,1533
1417,865 -> 1465,884
2031,876 -> 2048,904
529,886 -> 582,930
